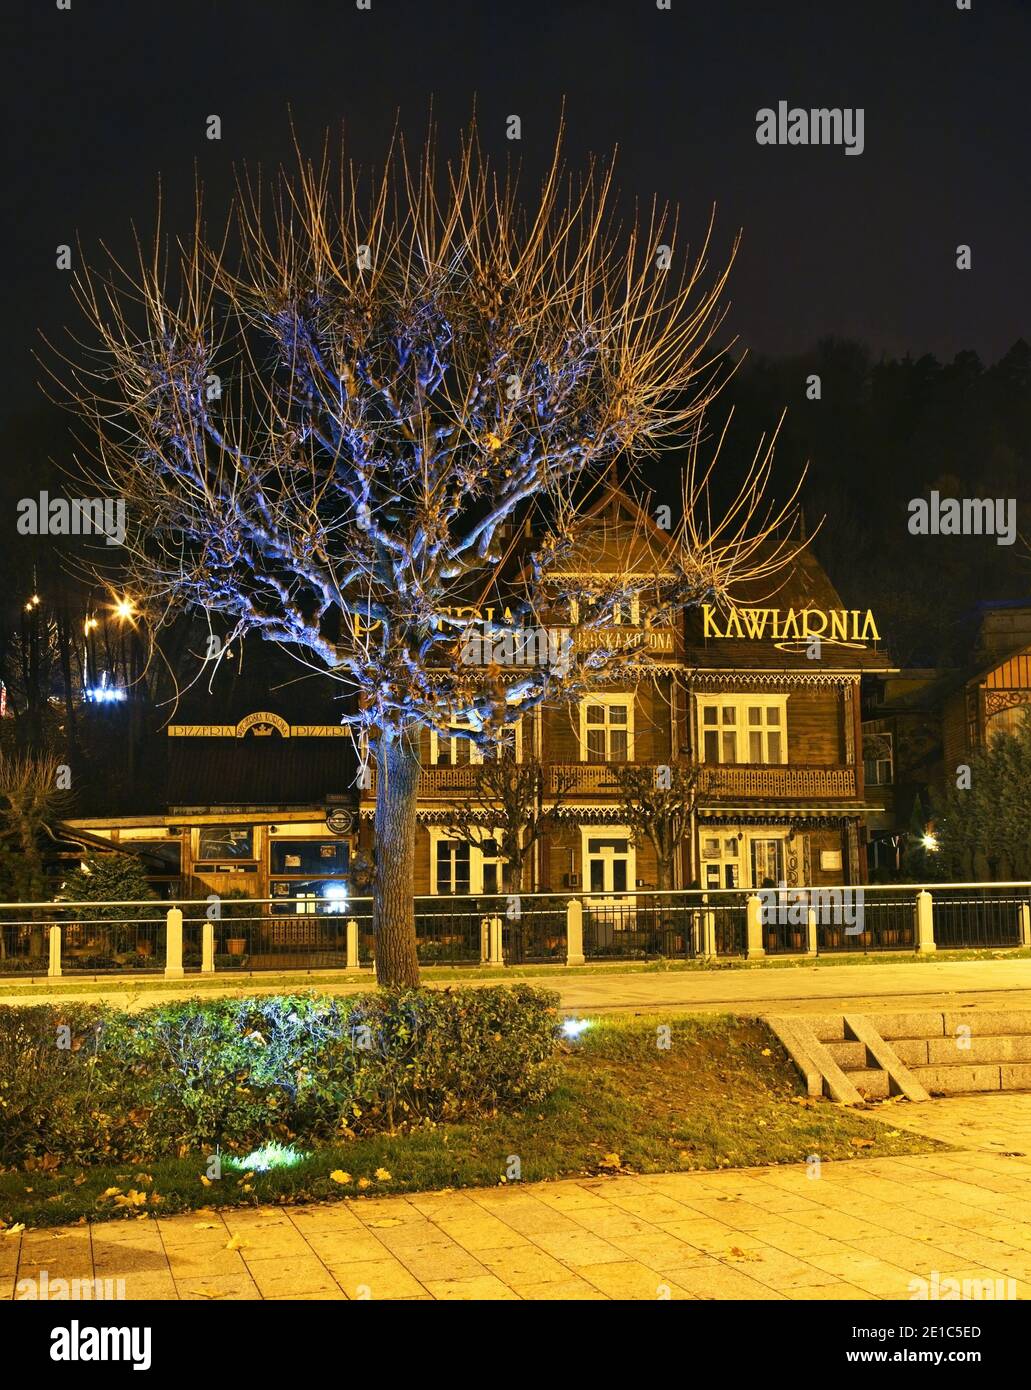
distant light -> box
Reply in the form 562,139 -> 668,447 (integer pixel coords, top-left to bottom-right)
562,1018 -> 592,1039
226,1143 -> 307,1173
922,832 -> 939,852
86,686 -> 126,703
323,882 -> 348,912
84,617 -> 99,633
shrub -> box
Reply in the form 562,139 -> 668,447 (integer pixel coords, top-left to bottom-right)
57,853 -> 161,918
0,986 -> 560,1165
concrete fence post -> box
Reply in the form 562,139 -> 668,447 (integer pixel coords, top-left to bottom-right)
488,914 -> 504,966
702,909 -> 717,959
806,906 -> 818,957
164,907 -> 185,978
746,893 -> 765,959
201,919 -> 215,973
47,922 -> 62,978
1021,902 -> 1031,949
480,916 -> 490,964
346,917 -> 359,970
915,890 -> 936,954
565,898 -> 585,966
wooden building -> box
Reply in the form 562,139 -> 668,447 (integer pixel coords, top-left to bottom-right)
355,488 -> 890,896
65,488 -> 889,903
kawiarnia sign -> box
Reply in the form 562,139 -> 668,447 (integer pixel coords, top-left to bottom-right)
702,606 -> 881,643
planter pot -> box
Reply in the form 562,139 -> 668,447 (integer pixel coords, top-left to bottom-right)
226,938 -> 247,956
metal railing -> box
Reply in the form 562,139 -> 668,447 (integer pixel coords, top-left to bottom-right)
927,887 -> 1025,949
0,882 -> 1028,976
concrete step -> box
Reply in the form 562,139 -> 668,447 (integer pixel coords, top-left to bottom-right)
769,1010 -> 1031,1104
868,1010 -> 1031,1041
843,1068 -> 890,1100
911,1062 -> 1031,1095
894,1036 -> 1031,1067
825,1040 -> 869,1068
911,1065 -> 1005,1095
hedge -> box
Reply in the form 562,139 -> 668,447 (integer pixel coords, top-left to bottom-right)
0,986 -> 560,1165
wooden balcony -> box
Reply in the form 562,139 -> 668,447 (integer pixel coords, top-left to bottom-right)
365,762 -> 857,800
545,763 -> 856,799
702,764 -> 856,799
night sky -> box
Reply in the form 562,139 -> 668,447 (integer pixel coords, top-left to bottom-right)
2,0 -> 1029,427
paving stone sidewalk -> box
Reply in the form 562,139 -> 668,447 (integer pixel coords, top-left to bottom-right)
6,1095 -> 1031,1301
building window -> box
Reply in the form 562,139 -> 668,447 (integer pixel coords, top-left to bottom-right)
196,825 -> 254,861
750,837 -> 784,888
985,705 -> 1029,743
863,731 -> 894,786
269,840 -> 350,876
479,839 -> 502,895
570,595 -> 640,627
435,838 -> 471,894
430,831 -> 506,894
431,718 -> 522,765
697,696 -> 787,765
430,727 -> 481,767
700,833 -> 741,890
270,878 -> 349,914
580,697 -> 634,762
116,838 -> 182,899
580,827 -> 636,896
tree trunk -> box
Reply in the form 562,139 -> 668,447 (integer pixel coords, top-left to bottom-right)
373,729 -> 422,988
656,857 -> 674,892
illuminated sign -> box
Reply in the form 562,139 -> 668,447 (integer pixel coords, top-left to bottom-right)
702,606 -> 881,645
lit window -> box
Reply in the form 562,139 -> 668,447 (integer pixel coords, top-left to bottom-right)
436,839 -> 471,895
580,697 -> 633,762
698,696 -> 788,765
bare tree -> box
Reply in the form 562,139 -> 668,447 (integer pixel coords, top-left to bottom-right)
609,761 -> 714,890
0,750 -> 73,907
441,752 -> 576,893
55,118 -> 799,986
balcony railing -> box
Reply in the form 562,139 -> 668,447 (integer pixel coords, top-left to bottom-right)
545,763 -> 857,799
704,765 -> 856,799
363,761 -> 857,799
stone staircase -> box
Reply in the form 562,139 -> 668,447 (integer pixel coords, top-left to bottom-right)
766,1009 -> 1031,1104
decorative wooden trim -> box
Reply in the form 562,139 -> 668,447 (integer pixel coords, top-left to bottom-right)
984,690 -> 1031,717
689,672 -> 861,690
